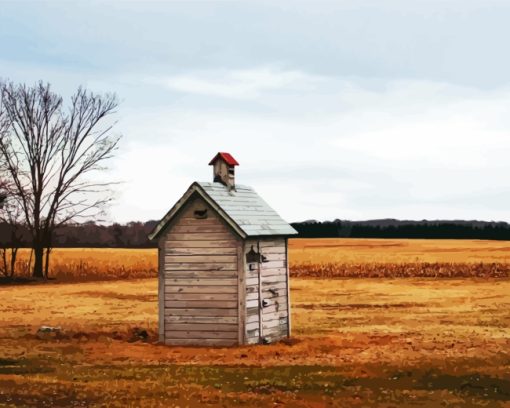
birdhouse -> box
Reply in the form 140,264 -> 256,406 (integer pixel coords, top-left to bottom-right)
149,152 -> 298,346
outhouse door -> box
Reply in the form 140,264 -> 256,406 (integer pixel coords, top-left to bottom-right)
244,239 -> 290,344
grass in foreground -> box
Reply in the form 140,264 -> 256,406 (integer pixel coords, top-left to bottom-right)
0,278 -> 508,407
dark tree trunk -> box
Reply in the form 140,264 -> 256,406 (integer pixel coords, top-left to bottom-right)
1,249 -> 7,277
10,248 -> 17,277
33,244 -> 44,278
27,248 -> 33,275
44,246 -> 51,278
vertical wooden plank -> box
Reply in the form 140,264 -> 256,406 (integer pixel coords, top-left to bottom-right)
285,237 -> 291,337
257,240 -> 263,343
158,240 -> 165,342
237,240 -> 246,345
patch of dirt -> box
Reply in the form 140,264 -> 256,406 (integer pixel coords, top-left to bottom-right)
0,277 -> 57,286
73,290 -> 157,302
299,302 -> 425,310
26,327 -> 158,343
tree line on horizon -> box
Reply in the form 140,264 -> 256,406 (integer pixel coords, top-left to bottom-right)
0,221 -> 157,250
2,219 -> 510,256
291,219 -> 510,240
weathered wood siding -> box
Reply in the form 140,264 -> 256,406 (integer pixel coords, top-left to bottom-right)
244,238 -> 260,344
161,196 -> 241,346
244,238 -> 289,344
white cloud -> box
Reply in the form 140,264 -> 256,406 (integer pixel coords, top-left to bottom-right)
5,1 -> 510,224
106,73 -> 510,223
151,67 -> 323,99
11,63 -> 508,223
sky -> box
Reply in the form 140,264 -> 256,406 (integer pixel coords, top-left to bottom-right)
1,0 -> 510,224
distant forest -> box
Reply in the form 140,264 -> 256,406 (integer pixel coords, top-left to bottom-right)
0,221 -> 157,249
2,219 -> 510,248
292,219 -> 510,240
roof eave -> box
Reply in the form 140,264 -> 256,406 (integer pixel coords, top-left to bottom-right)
148,182 -> 247,241
245,232 -> 299,238
148,183 -> 198,241
193,183 -> 247,239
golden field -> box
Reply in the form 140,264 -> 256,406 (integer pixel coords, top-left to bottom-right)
7,247 -> 157,280
289,238 -> 510,278
0,277 -> 508,407
289,238 -> 510,263
6,238 -> 510,280
0,239 -> 508,406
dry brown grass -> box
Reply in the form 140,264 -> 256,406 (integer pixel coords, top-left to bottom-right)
289,238 -> 510,263
0,278 -> 508,406
7,248 -> 157,281
7,238 -> 510,281
289,238 -> 510,278
0,240 -> 509,406
291,261 -> 510,278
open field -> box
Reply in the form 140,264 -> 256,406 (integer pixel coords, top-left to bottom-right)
0,277 -> 508,406
289,238 -> 510,278
289,238 -> 510,263
0,239 -> 508,406
4,248 -> 157,281
5,238 -> 510,280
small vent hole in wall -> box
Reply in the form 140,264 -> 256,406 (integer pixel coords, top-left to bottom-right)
194,209 -> 208,219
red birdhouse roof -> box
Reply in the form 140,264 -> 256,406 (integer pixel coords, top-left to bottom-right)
208,152 -> 239,166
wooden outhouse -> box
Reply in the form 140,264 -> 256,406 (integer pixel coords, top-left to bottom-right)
149,152 -> 298,346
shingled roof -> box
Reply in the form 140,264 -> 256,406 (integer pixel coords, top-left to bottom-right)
148,181 -> 297,240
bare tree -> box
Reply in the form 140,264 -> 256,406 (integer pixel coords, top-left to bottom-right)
0,81 -> 120,278
0,183 -> 24,278
0,98 -> 19,277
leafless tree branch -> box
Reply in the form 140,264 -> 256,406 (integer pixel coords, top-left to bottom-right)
0,81 -> 121,278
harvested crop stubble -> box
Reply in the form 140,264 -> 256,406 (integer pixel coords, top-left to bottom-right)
3,248 -> 157,281
5,239 -> 510,282
290,262 -> 510,278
